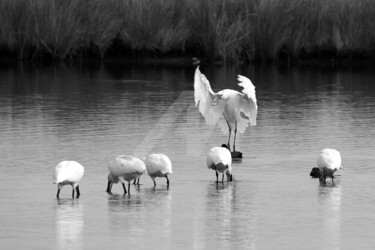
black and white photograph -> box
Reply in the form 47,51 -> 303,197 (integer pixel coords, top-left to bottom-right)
1,0 -> 375,249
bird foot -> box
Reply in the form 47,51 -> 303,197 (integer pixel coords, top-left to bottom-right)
231,151 -> 243,159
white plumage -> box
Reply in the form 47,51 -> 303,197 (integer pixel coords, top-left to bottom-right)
107,155 -> 146,195
317,148 -> 342,184
53,161 -> 84,199
206,146 -> 233,183
194,66 -> 258,152
144,153 -> 173,188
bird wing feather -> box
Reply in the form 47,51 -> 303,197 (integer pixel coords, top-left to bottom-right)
237,75 -> 258,126
53,161 -> 84,183
109,155 -> 146,176
145,154 -> 172,175
206,147 -> 232,169
317,149 -> 341,170
194,67 -> 222,126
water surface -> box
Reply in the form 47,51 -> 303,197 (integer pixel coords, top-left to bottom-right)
0,63 -> 375,249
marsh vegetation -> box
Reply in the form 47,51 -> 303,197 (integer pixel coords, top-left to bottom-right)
1,0 -> 374,63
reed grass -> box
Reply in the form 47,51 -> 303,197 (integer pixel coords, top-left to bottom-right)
0,0 -> 374,63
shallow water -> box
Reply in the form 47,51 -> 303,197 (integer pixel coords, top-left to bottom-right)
1,63 -> 375,249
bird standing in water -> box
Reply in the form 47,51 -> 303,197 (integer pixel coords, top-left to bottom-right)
317,148 -> 343,184
194,67 -> 258,155
206,146 -> 233,184
53,161 -> 84,199
107,155 -> 146,195
143,153 -> 173,188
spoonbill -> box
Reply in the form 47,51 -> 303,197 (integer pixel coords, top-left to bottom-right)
206,146 -> 233,184
194,66 -> 258,154
317,148 -> 343,184
53,161 -> 84,199
107,155 -> 146,195
143,153 -> 173,188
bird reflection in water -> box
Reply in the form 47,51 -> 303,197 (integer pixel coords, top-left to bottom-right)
107,189 -> 172,249
55,199 -> 84,250
318,184 -> 342,250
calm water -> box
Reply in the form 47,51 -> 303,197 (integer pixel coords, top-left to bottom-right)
0,63 -> 375,250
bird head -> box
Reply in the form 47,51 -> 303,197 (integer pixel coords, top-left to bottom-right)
211,92 -> 223,106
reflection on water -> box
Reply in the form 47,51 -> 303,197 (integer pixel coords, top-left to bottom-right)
55,199 -> 84,250
107,188 -> 172,249
200,182 -> 256,249
205,183 -> 235,248
318,184 -> 342,250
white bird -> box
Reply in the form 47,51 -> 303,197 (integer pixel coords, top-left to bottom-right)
317,148 -> 343,184
53,161 -> 85,199
107,155 -> 146,195
194,66 -> 258,153
143,153 -> 173,188
206,146 -> 233,184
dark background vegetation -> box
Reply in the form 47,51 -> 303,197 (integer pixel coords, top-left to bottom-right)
1,0 -> 375,65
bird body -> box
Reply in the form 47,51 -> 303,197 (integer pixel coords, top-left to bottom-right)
317,148 -> 342,184
144,153 -> 173,188
194,67 -> 257,152
206,146 -> 233,183
53,160 -> 84,199
107,155 -> 146,194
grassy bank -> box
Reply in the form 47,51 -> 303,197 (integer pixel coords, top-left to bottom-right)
1,0 -> 375,64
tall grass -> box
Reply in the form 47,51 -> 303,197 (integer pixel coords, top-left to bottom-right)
187,0 -> 256,61
255,0 -> 375,60
0,0 -> 375,63
115,0 -> 189,53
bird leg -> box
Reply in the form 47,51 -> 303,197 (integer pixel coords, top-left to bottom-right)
106,181 -> 112,193
153,179 -> 156,188
122,183 -> 127,195
221,173 -> 225,184
72,188 -> 75,199
233,121 -> 238,152
128,182 -> 131,196
320,176 -> 326,184
226,120 -> 232,151
215,170 -> 219,184
76,185 -> 80,198
133,178 -> 140,186
56,189 -> 61,199
166,176 -> 170,188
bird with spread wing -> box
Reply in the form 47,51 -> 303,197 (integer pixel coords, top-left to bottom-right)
194,66 -> 258,155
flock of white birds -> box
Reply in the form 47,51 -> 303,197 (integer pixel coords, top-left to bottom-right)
52,66 -> 343,198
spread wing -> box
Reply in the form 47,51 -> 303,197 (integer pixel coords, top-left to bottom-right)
194,67 -> 222,125
238,75 -> 258,126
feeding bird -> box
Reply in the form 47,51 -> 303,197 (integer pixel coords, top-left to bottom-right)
194,66 -> 258,155
143,153 -> 173,188
107,155 -> 146,195
53,161 -> 85,199
206,146 -> 233,184
317,148 -> 343,184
